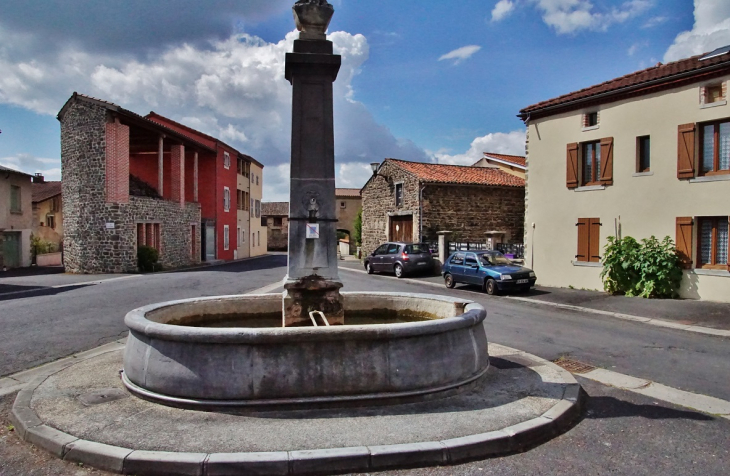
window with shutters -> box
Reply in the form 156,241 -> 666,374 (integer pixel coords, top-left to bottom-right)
576,218 -> 602,263
697,217 -> 729,270
224,225 -> 230,251
567,138 -> 613,188
223,187 -> 230,212
223,152 -> 230,170
699,119 -> 730,176
10,185 -> 21,212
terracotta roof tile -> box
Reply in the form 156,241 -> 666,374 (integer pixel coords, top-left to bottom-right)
0,165 -> 33,177
335,188 -> 361,198
32,181 -> 62,203
520,47 -> 730,116
482,153 -> 526,168
388,159 -> 524,187
262,202 -> 289,216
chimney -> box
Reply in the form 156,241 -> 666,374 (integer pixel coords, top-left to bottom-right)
33,173 -> 45,184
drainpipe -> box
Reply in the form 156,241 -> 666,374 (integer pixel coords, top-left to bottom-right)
419,184 -> 426,242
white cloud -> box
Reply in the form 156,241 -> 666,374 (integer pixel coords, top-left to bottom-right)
531,0 -> 652,35
432,130 -> 526,166
642,15 -> 668,28
438,45 -> 482,65
664,0 -> 730,62
0,27 -> 429,203
262,163 -> 291,202
337,162 -> 373,189
628,41 -> 648,56
0,154 -> 61,180
491,1 -> 516,22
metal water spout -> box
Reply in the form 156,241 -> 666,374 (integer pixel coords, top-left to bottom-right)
308,310 -> 331,327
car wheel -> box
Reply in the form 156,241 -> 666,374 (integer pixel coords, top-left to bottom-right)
484,278 -> 498,295
394,264 -> 404,278
444,273 -> 455,288
365,261 -> 373,274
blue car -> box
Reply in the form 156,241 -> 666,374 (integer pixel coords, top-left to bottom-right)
441,250 -> 537,295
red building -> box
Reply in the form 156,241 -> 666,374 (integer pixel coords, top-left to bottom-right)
145,113 -> 266,262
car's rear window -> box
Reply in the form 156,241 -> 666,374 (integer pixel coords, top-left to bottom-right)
405,244 -> 428,254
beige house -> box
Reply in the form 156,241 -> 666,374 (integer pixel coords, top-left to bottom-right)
472,153 -> 526,179
235,155 -> 267,259
32,177 -> 63,249
519,46 -> 730,302
0,165 -> 33,269
248,161 -> 267,257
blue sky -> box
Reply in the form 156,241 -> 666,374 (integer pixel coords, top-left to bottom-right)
1,0 -> 728,201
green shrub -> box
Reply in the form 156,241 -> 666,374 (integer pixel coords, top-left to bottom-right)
30,234 -> 55,257
601,235 -> 683,299
137,246 -> 160,273
353,208 -> 362,246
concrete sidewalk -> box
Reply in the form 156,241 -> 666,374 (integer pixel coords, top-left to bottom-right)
337,259 -> 730,332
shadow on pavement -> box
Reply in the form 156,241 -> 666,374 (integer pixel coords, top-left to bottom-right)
0,284 -> 93,302
180,255 -> 287,274
584,395 -> 714,421
0,266 -> 65,278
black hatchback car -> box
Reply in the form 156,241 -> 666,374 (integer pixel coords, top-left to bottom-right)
364,242 -> 435,278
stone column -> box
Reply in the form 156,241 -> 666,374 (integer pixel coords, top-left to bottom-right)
158,136 -> 164,195
283,0 -> 344,327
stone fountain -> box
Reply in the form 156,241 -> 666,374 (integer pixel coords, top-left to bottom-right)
120,0 -> 490,407
10,5 -> 582,473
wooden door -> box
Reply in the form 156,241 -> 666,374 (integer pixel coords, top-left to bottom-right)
2,232 -> 21,268
390,215 -> 413,243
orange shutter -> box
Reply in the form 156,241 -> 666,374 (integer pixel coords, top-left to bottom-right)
675,217 -> 694,269
589,219 -> 602,262
677,124 -> 696,179
600,137 -> 614,185
576,218 -> 589,262
567,143 -> 579,189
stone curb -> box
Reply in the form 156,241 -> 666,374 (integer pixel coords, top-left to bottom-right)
338,267 -> 730,338
11,345 -> 584,475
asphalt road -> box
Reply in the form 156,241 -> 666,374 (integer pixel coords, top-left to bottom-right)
1,255 -> 729,475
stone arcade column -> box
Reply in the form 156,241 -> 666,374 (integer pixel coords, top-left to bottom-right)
283,0 -> 344,327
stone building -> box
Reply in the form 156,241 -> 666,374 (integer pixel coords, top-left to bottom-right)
0,165 -> 33,269
262,202 -> 289,251
335,188 -> 362,238
59,93 -> 205,273
32,175 -> 64,249
472,152 -> 526,179
361,159 -> 525,257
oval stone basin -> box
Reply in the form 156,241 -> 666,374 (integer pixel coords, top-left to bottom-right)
122,292 -> 489,407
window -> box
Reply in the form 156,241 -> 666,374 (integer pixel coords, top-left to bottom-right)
698,217 -> 729,269
251,173 -> 254,183
584,112 -> 599,128
582,141 -> 601,185
223,187 -> 230,212
257,231 -> 260,247
256,175 -> 259,185
252,232 -> 255,246
340,201 -> 346,209
46,214 -> 56,229
10,185 -> 21,212
700,119 -> 730,175
637,136 -> 651,173
273,217 -> 283,227
374,244 -> 388,255
137,223 -> 161,251
395,183 -> 403,207
224,225 -> 230,250
576,218 -> 601,263
255,200 -> 261,218
261,217 -> 267,227
223,152 -> 230,170
567,139 -> 613,188
464,254 -> 478,267
387,243 -> 399,254
237,226 -> 242,247
251,198 -> 254,216
704,83 -> 724,104
50,196 -> 60,213
450,252 -> 465,265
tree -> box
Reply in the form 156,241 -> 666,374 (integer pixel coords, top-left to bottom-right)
353,208 -> 362,246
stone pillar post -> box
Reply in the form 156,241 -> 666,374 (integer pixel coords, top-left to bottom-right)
193,151 -> 199,203
282,1 -> 344,327
158,136 -> 164,196
437,231 -> 452,266
170,144 -> 185,208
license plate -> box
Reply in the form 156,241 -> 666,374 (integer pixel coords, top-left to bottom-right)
417,262 -> 427,266
516,279 -> 529,284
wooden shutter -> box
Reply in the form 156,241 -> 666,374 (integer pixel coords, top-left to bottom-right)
599,137 -> 614,185
576,218 -> 589,261
677,124 -> 696,179
567,143 -> 579,189
675,217 -> 694,269
589,219 -> 602,262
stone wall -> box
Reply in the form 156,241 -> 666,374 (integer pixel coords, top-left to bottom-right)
264,217 -> 289,251
361,162 -> 421,257
421,185 -> 525,243
61,99 -> 201,274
